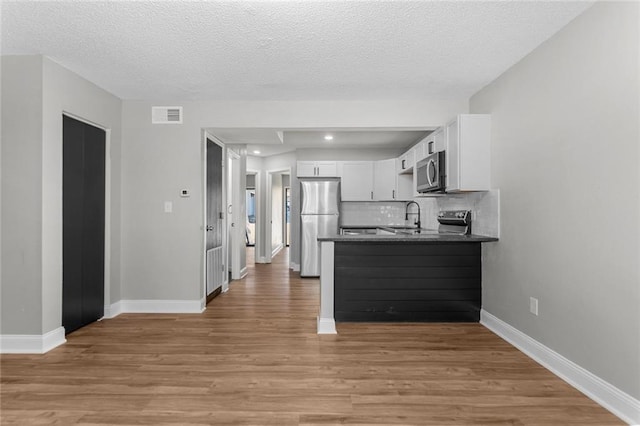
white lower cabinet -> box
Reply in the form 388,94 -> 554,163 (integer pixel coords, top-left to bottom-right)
338,161 -> 374,201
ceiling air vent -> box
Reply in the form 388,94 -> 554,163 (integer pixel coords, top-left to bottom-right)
152,106 -> 183,124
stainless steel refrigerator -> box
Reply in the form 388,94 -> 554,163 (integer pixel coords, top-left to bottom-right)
300,179 -> 340,277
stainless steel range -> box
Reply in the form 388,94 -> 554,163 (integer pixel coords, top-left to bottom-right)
437,210 -> 472,235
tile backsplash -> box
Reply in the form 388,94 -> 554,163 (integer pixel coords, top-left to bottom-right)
340,190 -> 500,237
433,190 -> 500,237
341,202 -> 407,227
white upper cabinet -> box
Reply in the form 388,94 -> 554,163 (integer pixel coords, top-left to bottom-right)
297,161 -> 338,177
434,128 -> 445,152
445,114 -> 491,192
373,159 -> 398,201
414,139 -> 428,163
397,149 -> 415,174
338,161 -> 374,201
297,161 -> 316,177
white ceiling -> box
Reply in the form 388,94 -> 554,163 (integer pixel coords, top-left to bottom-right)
2,1 -> 593,156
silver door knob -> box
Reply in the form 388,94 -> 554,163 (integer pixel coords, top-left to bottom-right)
206,225 -> 214,231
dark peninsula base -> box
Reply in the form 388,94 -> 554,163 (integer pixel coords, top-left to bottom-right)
334,242 -> 481,322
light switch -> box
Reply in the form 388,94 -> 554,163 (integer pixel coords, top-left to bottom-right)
164,201 -> 173,213
180,189 -> 190,198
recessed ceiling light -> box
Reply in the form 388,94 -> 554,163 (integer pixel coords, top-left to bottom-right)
324,135 -> 333,141
253,150 -> 261,154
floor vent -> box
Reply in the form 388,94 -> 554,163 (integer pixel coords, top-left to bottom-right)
152,106 -> 183,124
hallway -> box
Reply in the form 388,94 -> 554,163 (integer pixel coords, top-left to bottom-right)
0,248 -> 621,425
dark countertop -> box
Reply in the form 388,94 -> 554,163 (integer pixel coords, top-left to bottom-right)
318,232 -> 498,243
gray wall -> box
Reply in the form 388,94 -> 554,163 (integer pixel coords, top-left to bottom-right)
119,100 -> 463,293
41,57 -> 122,332
471,2 -> 639,398
1,56 -> 44,334
1,55 -> 122,335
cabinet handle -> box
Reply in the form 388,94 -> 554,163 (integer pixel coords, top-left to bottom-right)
371,191 -> 373,200
392,190 -> 395,199
314,166 -> 318,176
402,160 -> 406,169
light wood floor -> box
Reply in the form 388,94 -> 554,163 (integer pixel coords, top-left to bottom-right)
1,248 -> 622,425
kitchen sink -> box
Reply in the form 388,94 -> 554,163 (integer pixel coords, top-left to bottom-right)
341,226 -> 461,236
340,228 -> 378,236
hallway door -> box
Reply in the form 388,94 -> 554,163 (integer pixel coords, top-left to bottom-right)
206,138 -> 224,295
62,115 -> 105,334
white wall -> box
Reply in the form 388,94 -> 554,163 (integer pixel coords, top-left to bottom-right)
471,2 -> 639,399
296,148 -> 403,161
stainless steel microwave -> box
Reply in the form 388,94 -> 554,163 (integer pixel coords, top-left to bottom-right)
416,151 -> 446,193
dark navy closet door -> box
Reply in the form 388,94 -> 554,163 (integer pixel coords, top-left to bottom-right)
63,115 -> 105,334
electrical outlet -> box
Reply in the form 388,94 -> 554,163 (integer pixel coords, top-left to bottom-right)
529,297 -> 539,316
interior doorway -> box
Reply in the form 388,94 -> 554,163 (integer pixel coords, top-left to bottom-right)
227,149 -> 242,281
284,183 -> 290,247
62,114 -> 106,334
265,169 -> 291,263
245,173 -> 256,247
205,138 -> 225,300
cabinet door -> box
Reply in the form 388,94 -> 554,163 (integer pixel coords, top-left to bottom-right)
434,128 -> 445,152
445,118 -> 460,191
316,161 -> 338,177
373,159 -> 397,200
297,161 -> 317,177
445,114 -> 491,192
458,114 -> 491,191
396,173 -> 413,200
340,161 -> 374,201
414,141 -> 427,163
397,149 -> 415,173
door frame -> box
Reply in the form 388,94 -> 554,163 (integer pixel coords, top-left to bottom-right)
227,148 -> 242,280
202,132 -> 228,300
283,185 -> 291,247
265,167 -> 291,263
246,169 -> 261,263
61,112 -> 111,319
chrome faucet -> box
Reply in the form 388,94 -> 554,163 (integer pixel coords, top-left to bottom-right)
405,201 -> 421,229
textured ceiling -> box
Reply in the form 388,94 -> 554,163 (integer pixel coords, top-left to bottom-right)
2,1 -> 594,102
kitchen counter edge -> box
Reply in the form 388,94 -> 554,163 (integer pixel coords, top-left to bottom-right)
318,234 -> 499,243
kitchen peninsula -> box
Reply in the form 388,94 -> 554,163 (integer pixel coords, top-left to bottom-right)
316,231 -> 498,334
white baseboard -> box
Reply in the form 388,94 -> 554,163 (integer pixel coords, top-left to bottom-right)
271,244 -> 283,258
0,327 -> 66,354
317,317 -> 337,334
103,301 -> 122,319
104,299 -> 205,316
290,262 -> 300,272
481,310 -> 640,425
239,267 -> 248,279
